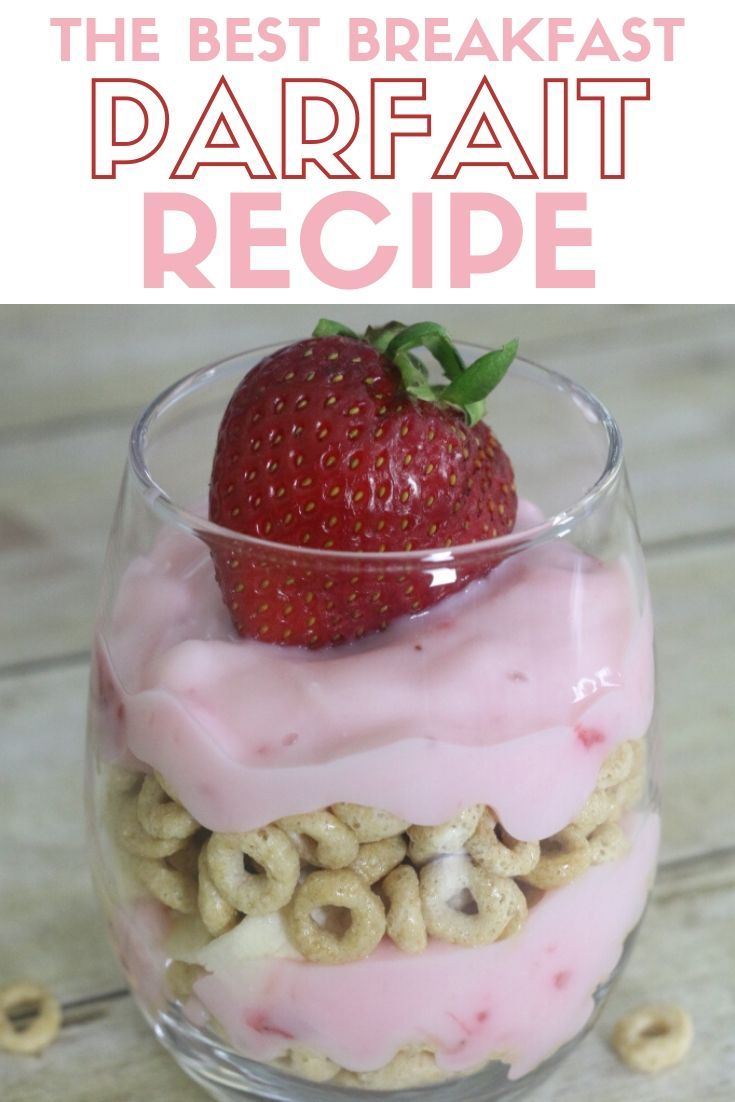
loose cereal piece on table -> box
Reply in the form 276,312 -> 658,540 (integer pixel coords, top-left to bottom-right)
612,1004 -> 693,1072
0,982 -> 62,1055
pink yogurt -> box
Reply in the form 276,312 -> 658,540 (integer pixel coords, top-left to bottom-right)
95,504 -> 654,840
97,502 -> 658,1082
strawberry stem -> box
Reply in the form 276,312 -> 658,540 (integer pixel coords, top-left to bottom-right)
312,319 -> 518,427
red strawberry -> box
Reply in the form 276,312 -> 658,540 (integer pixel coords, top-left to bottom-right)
209,320 -> 518,647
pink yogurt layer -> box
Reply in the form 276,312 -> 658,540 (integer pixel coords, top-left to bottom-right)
95,502 -> 654,841
188,814 -> 659,1079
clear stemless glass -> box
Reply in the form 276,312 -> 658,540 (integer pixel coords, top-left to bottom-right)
85,342 -> 659,1102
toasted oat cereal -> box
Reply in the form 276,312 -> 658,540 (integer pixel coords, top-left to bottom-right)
0,982 -> 62,1055
115,793 -> 185,860
278,811 -> 359,869
351,836 -> 407,885
335,1045 -> 446,1089
467,810 -> 540,876
137,774 -> 199,841
198,847 -> 238,936
165,960 -> 204,1002
206,827 -> 300,916
597,741 -> 635,789
331,803 -> 409,843
280,1046 -> 340,1083
572,788 -> 615,836
612,1004 -> 693,1072
521,827 -> 591,890
382,865 -> 427,954
420,857 -> 524,947
132,855 -> 198,914
589,821 -> 630,865
408,806 -> 484,865
286,869 -> 386,963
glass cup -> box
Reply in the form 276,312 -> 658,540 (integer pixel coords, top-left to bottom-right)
85,342 -> 659,1102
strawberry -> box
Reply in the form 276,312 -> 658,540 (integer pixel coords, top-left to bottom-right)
209,320 -> 518,647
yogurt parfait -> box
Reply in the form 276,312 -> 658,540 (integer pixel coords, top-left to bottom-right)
86,321 -> 658,1101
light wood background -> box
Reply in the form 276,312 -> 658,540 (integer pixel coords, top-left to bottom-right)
1,305 -> 734,1101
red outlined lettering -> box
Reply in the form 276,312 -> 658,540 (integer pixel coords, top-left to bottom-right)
371,79 -> 430,179
92,79 -> 169,179
577,78 -> 650,179
433,76 -> 537,180
544,79 -> 568,180
171,75 -> 275,180
281,79 -> 359,179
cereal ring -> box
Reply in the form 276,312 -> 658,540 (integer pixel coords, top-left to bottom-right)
107,766 -> 142,795
408,806 -> 484,865
137,775 -> 199,841
132,856 -> 198,914
166,960 -> 204,1002
115,794 -> 184,859
167,834 -> 204,880
572,788 -> 615,836
589,821 -> 630,865
498,885 -> 529,941
278,811 -> 358,869
0,982 -> 62,1055
466,810 -> 540,876
382,865 -> 427,954
351,836 -> 407,885
285,869 -> 386,963
420,858 -> 525,947
519,881 -> 546,911
331,803 -> 410,843
612,769 -> 646,813
198,848 -> 239,936
206,828 -> 300,916
336,1046 -> 445,1089
630,736 -> 647,773
281,1047 -> 340,1083
612,1004 -> 693,1072
597,742 -> 635,789
520,827 -> 591,890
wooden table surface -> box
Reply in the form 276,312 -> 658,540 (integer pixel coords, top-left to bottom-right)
1,305 -> 734,1101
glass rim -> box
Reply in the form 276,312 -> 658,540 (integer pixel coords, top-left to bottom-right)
128,339 -> 624,564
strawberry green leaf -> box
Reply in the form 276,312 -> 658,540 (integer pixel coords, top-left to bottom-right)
312,319 -> 359,339
385,322 -> 465,383
393,350 -> 432,394
440,339 -> 519,410
364,321 -> 408,352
